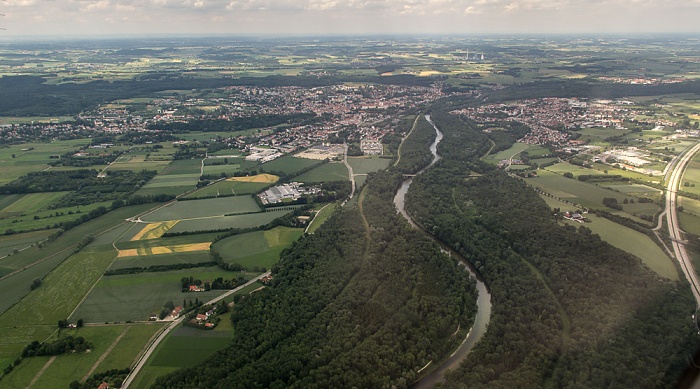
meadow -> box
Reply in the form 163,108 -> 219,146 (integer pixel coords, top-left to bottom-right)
159,159 -> 203,175
1,323 -> 163,389
213,226 -> 304,270
0,245 -> 118,365
483,142 -> 531,164
293,162 -> 348,183
574,127 -> 629,143
0,140 -> 90,185
140,196 -> 261,222
261,155 -> 319,175
539,195 -> 678,281
0,204 -> 155,314
306,203 -> 338,234
184,174 -> 279,199
347,156 -> 392,174
167,209 -> 295,234
129,313 -> 233,388
681,156 -> 700,196
0,200 -> 112,235
70,267 -> 248,323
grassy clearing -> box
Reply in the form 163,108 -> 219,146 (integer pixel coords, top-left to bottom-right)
141,196 -> 261,222
70,267 -> 248,323
574,127 -> 629,143
160,159 -> 202,176
0,229 -> 55,260
184,180 -> 272,199
137,173 -> 200,189
604,183 -> 662,194
679,212 -> 700,236
109,252 -> 212,271
483,142 -> 531,164
167,209 -> 294,233
307,203 -> 338,234
347,156 -> 392,175
528,170 -> 630,204
261,155 -> 319,175
130,313 -> 232,388
213,226 -> 303,269
539,195 -> 678,280
293,162 -> 348,183
0,192 -> 70,214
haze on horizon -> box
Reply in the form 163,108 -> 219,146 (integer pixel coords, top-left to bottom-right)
0,0 -> 699,38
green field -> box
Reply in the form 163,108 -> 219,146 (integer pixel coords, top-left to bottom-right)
141,196 -> 261,222
168,209 -> 296,233
110,252 -> 212,270
575,127 -> 629,143
1,323 -> 163,389
137,173 -> 200,189
539,195 -> 678,280
160,159 -> 203,175
347,156 -> 392,174
0,204 -> 155,315
604,183 -> 662,194
0,246 -> 117,365
681,155 -> 700,196
526,170 -> 660,220
0,140 -> 89,185
0,192 -> 70,215
213,226 -> 304,269
0,229 -> 56,262
483,142 -> 532,164
0,200 -> 112,235
293,162 -> 348,183
184,180 -> 273,199
130,314 -> 233,388
70,267 -> 248,323
307,203 -> 338,234
261,155 -> 319,175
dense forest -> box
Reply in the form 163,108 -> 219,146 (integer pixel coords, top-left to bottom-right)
405,110 -> 700,388
152,151 -> 477,388
394,115 -> 437,174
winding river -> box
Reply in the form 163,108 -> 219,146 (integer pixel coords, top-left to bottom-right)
394,115 -> 492,388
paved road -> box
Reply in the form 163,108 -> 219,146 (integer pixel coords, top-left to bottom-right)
666,141 -> 700,306
121,272 -> 271,388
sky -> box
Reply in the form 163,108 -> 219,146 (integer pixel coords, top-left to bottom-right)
1,0 -> 700,37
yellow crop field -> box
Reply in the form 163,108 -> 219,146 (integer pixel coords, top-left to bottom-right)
131,221 -> 179,241
118,242 -> 211,257
227,174 -> 279,183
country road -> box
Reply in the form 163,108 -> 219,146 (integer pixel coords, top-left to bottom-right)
121,272 -> 271,388
665,141 -> 700,306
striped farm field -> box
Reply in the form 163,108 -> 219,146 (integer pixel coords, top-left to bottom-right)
141,196 -> 261,222
213,226 -> 303,269
118,242 -> 211,257
131,221 -> 180,241
228,173 -> 279,183
184,180 -> 272,199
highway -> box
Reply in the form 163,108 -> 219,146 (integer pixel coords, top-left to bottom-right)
122,272 -> 271,388
665,141 -> 700,306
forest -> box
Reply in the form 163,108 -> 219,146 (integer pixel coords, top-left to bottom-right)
152,148 -> 477,388
404,110 -> 700,388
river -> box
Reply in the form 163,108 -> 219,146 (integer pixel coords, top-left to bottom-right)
394,115 -> 492,388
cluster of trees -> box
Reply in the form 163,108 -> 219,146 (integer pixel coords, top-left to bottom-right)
0,169 -> 157,207
153,154 -> 477,387
49,151 -> 121,167
22,336 -> 91,358
104,261 -> 217,276
404,110 -> 699,387
393,115 -> 437,174
69,368 -> 131,389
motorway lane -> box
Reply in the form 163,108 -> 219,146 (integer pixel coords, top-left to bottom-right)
666,142 -> 700,306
